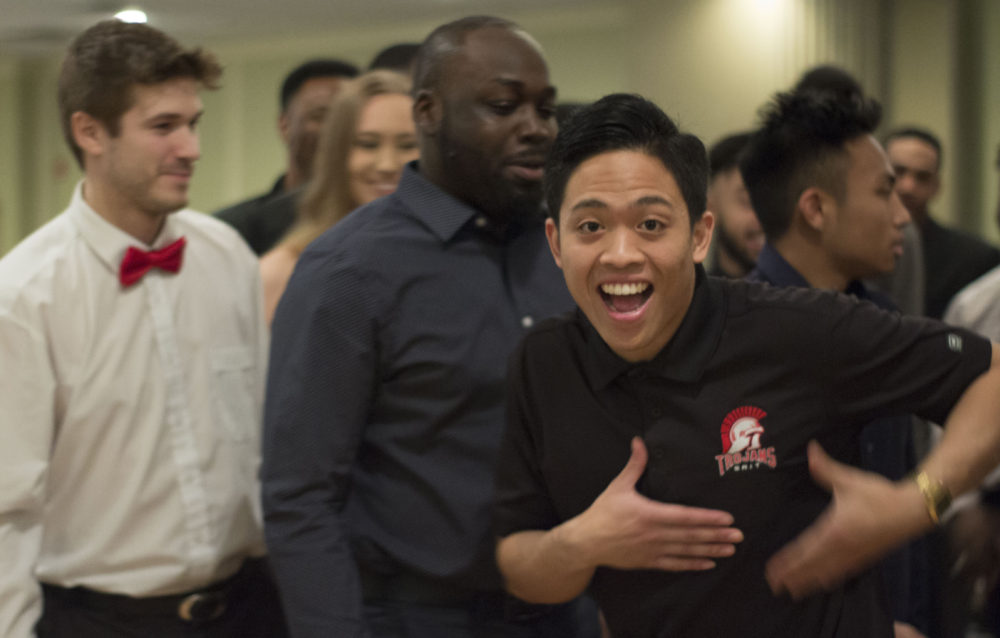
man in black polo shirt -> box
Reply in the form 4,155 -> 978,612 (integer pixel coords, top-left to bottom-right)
493,93 -> 1000,637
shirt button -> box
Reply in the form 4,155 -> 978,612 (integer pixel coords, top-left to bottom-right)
652,447 -> 666,460
521,315 -> 534,328
649,407 -> 662,418
474,216 -> 488,228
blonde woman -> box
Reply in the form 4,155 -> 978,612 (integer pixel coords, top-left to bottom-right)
260,70 -> 418,323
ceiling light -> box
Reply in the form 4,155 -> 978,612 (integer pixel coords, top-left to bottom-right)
114,8 -> 148,23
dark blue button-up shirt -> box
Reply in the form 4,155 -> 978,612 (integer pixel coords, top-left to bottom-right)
262,163 -> 574,636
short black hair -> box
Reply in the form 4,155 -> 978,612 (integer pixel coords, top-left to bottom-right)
883,126 -> 943,170
740,91 -> 881,241
544,93 -> 708,226
709,132 -> 753,178
555,102 -> 587,128
793,64 -> 864,102
279,59 -> 359,112
412,15 -> 519,95
368,43 -> 421,73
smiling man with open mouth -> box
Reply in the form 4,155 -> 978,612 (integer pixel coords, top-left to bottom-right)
493,93 -> 1000,638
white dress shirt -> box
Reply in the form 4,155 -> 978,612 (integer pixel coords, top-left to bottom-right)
944,263 -> 1000,342
0,183 -> 269,637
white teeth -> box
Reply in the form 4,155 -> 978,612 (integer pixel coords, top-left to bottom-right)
600,282 -> 649,296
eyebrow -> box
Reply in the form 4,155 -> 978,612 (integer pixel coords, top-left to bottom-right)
146,110 -> 203,123
492,78 -> 557,97
569,194 -> 675,214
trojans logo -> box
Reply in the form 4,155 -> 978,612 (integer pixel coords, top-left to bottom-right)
715,405 -> 777,477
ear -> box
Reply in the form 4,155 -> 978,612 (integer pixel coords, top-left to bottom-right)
71,111 -> 107,160
796,186 -> 832,232
691,211 -> 715,264
545,217 -> 563,268
413,88 -> 441,136
277,110 -> 291,146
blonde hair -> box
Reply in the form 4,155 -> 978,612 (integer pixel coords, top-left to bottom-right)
282,69 -> 413,254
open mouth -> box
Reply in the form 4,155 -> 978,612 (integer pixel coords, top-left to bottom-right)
599,282 -> 652,314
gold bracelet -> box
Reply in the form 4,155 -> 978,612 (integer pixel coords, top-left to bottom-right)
911,470 -> 952,525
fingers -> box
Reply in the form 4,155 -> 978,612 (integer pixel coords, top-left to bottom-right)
645,501 -> 736,528
806,440 -> 835,492
764,513 -> 834,598
611,436 -> 648,489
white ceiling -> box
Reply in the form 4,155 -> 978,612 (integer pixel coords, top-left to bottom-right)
1,0 -> 590,56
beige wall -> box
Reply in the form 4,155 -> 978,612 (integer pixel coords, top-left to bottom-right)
2,0 -> 998,254
627,0 -> 884,148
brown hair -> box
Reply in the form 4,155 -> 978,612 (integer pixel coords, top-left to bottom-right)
283,69 -> 413,254
58,20 -> 222,167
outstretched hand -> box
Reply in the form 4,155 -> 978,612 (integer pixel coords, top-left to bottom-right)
765,441 -> 930,598
567,437 -> 743,572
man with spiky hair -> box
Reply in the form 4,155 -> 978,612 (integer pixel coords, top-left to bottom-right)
0,20 -> 285,638
741,90 -> 928,636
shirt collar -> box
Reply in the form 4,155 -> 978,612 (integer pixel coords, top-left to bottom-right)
394,162 -> 484,243
67,181 -> 186,276
580,264 -> 726,389
751,243 -> 811,288
751,243 -> 875,300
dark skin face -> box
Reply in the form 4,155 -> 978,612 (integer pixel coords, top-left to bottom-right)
414,27 -> 557,224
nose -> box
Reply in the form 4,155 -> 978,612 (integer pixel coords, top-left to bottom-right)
599,228 -> 643,269
518,106 -> 555,143
374,144 -> 402,174
895,172 -> 916,196
176,126 -> 200,162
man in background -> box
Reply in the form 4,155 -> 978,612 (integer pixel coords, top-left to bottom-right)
263,16 -> 596,638
705,131 -> 764,278
885,127 -> 1000,319
0,20 -> 283,637
368,42 -> 420,74
215,58 -> 358,254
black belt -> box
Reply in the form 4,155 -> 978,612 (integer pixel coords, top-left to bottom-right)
41,559 -> 260,624
359,567 -> 554,623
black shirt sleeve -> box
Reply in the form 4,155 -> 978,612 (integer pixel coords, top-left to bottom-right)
494,335 -> 563,539
824,296 -> 992,425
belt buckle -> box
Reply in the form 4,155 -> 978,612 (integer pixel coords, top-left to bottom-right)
178,591 -> 226,623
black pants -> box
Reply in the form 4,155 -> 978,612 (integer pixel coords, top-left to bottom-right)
37,559 -> 289,638
364,595 -> 601,638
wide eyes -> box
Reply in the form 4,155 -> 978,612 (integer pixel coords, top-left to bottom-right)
574,218 -> 666,234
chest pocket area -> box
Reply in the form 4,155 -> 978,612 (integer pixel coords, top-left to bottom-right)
210,346 -> 256,442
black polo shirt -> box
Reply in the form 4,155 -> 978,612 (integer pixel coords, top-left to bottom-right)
495,266 -> 991,638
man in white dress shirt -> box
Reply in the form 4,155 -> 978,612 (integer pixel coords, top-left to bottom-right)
0,20 -> 285,638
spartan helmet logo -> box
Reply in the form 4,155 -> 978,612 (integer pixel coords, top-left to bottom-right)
720,406 -> 768,454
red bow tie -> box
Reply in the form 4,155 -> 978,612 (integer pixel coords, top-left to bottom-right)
119,237 -> 187,287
